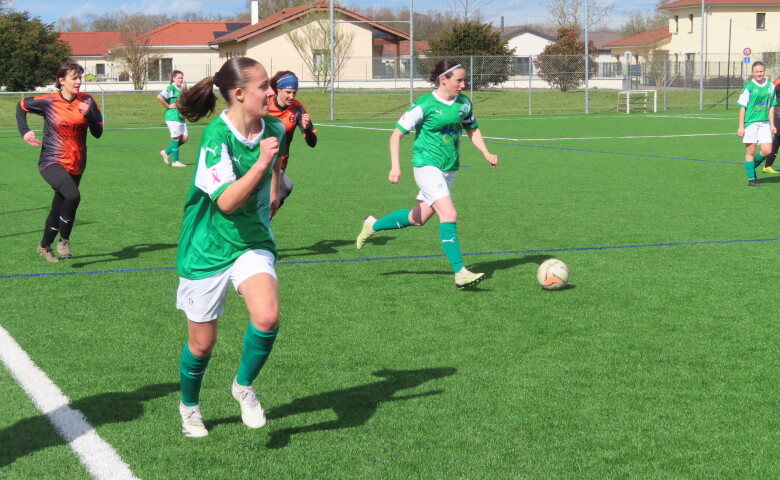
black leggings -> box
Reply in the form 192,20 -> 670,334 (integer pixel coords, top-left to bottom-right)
767,132 -> 780,167
39,164 -> 82,246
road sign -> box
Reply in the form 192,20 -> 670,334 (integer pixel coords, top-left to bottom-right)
743,47 -> 752,56
744,57 -> 751,63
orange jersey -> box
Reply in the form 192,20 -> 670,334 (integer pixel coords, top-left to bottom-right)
19,92 -> 103,175
267,98 -> 311,170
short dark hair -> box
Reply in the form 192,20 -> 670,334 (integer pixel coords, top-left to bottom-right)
429,59 -> 464,85
55,62 -> 84,89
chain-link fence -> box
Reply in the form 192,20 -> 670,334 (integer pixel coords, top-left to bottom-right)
1,53 -> 771,127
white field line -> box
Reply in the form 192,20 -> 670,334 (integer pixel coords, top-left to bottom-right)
316,123 -> 733,142
0,325 -> 140,480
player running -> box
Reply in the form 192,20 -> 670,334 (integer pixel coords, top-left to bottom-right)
355,58 -> 499,289
737,61 -> 777,186
174,57 -> 286,437
267,71 -> 318,214
761,74 -> 780,174
16,62 -> 104,263
156,70 -> 188,167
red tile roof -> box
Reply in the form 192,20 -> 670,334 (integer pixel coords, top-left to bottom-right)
148,21 -> 250,46
603,26 -> 671,48
661,0 -> 780,7
58,32 -> 122,56
212,0 -> 408,44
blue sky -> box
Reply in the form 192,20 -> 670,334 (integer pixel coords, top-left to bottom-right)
19,0 -> 659,30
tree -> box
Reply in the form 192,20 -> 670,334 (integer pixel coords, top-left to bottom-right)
283,11 -> 355,87
448,0 -> 496,22
0,12 -> 71,91
427,21 -> 515,90
111,14 -> 161,90
622,1 -> 668,37
533,27 -> 598,92
545,0 -> 612,30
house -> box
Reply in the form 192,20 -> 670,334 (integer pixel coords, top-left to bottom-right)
60,22 -> 250,87
210,0 -> 410,85
602,26 -> 672,69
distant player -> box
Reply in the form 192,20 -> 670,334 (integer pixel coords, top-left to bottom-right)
761,74 -> 780,174
267,71 -> 318,214
174,57 -> 286,438
16,62 -> 104,262
737,61 -> 777,186
355,58 -> 499,289
156,70 -> 188,167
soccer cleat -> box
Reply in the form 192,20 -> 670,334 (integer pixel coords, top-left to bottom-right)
748,178 -> 761,187
179,402 -> 208,438
160,150 -> 169,165
231,378 -> 266,429
763,166 -> 780,174
37,244 -> 59,263
455,267 -> 485,289
355,215 -> 377,250
57,238 -> 72,259
171,161 -> 187,167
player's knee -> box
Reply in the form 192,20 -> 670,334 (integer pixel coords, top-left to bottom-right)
188,337 -> 216,357
250,310 -> 279,331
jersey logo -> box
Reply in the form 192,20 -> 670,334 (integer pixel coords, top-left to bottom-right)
211,168 -> 221,184
232,155 -> 243,166
203,146 -> 219,156
434,109 -> 444,115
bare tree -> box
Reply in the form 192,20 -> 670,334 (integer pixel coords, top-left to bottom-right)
545,0 -> 613,30
621,1 -> 668,37
111,14 -> 161,90
283,11 -> 355,87
449,0 -> 495,22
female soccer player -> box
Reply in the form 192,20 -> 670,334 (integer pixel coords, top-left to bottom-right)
737,61 -> 777,186
174,57 -> 287,437
761,74 -> 780,174
355,58 -> 499,289
267,70 -> 317,212
157,70 -> 188,167
16,62 -> 103,263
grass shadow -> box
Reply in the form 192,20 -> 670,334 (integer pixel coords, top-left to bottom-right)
68,243 -> 178,268
260,367 -> 457,449
0,382 -> 178,468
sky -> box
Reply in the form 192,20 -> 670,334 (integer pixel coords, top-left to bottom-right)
19,0 -> 660,31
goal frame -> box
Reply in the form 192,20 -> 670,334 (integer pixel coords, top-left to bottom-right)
616,90 -> 657,114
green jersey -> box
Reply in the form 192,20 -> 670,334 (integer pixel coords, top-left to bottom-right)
159,84 -> 184,122
176,111 -> 287,280
737,79 -> 777,126
395,91 -> 478,171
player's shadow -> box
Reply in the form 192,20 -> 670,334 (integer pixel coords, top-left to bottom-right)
68,243 -> 178,268
0,382 -> 178,468
278,237 -> 396,259
379,254 -> 552,290
755,175 -> 780,184
0,221 -> 95,240
262,367 -> 456,449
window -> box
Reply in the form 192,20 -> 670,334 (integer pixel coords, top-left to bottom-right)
688,14 -> 694,33
685,53 -> 695,76
512,57 -> 532,75
757,13 -> 766,30
673,15 -> 679,33
148,58 -> 173,82
95,64 -> 105,75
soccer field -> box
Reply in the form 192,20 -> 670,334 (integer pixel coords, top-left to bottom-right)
1,110 -> 779,479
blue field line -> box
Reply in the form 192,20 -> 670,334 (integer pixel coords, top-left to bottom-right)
1,237 -> 778,280
486,140 -> 739,165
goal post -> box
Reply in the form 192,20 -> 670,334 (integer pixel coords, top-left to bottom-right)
616,90 -> 657,113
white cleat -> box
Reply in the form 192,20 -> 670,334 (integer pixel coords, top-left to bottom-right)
356,215 -> 377,250
160,150 -> 169,165
179,402 -> 208,438
231,378 -> 267,429
171,161 -> 187,167
454,267 -> 485,289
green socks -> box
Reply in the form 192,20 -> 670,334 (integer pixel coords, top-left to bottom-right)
373,209 -> 412,231
236,323 -> 278,386
439,222 -> 464,273
754,153 -> 765,168
745,161 -> 757,179
180,343 -> 211,406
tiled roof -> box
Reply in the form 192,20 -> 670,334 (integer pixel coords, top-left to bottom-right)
661,0 -> 780,7
58,32 -> 122,56
148,21 -> 250,46
212,0 -> 409,44
603,26 -> 671,48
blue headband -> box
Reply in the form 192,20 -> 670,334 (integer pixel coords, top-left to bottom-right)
277,74 -> 298,90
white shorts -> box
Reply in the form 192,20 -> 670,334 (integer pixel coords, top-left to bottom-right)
413,166 -> 456,206
176,249 -> 277,323
743,121 -> 772,145
166,121 -> 188,138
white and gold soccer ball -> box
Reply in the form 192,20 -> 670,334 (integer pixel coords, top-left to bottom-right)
537,259 -> 570,290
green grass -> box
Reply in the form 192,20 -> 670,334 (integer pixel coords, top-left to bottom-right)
1,110 -> 779,479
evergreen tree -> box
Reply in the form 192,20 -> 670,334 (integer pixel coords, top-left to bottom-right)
533,27 -> 598,92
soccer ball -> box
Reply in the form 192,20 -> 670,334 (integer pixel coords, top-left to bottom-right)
537,259 -> 569,290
